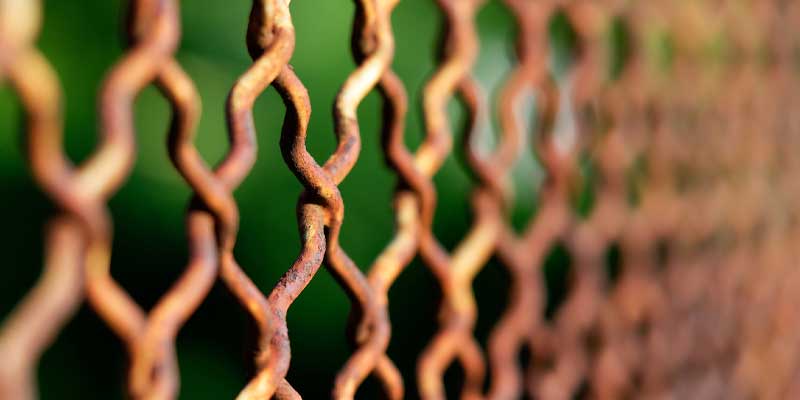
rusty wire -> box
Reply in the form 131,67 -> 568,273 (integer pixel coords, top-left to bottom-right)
0,1 -> 82,399
413,1 -> 503,399
3,0 -> 800,399
251,0 -> 401,398
522,2 -> 616,399
0,0 -> 184,398
484,1 -> 566,399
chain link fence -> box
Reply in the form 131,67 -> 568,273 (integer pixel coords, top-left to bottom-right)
1,0 -> 799,398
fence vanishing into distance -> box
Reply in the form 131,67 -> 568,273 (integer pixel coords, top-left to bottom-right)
1,0 -> 800,398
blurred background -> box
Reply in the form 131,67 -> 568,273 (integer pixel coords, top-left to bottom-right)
0,1 -> 569,398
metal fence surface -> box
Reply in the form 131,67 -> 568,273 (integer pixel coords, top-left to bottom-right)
1,0 -> 799,399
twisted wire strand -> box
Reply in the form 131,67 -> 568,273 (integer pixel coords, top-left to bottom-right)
523,92 -> 578,400
346,0 -> 424,397
1,0 -> 182,397
130,56 -> 220,400
320,0 -> 402,397
7,1 -> 295,398
0,2 -> 86,399
372,73 -> 418,400
69,1 -> 238,397
242,0 -> 395,397
194,0 -> 301,398
1,0 -> 191,398
79,0 -> 179,353
236,5 -> 331,398
329,1 -> 409,397
122,0 -> 274,397
528,2 -> 618,399
259,65 -> 319,400
370,0 -> 535,398
415,1 -> 506,399
482,2 -> 579,399
21,1 -> 225,397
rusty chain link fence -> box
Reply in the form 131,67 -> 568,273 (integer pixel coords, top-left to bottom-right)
1,0 -> 800,398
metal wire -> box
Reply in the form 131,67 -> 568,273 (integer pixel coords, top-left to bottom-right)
484,2 -> 565,399
250,0 -> 400,398
0,1 -> 83,398
413,2 -> 494,399
3,0 -> 800,399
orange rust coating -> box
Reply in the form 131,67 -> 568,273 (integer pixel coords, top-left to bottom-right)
2,0 -> 800,399
0,0 -> 184,398
0,3 -> 84,399
414,1 -> 495,399
484,2 -> 571,399
246,0 -> 400,398
323,1 -> 400,396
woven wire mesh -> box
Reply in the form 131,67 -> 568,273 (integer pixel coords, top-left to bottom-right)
1,0 -> 799,398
